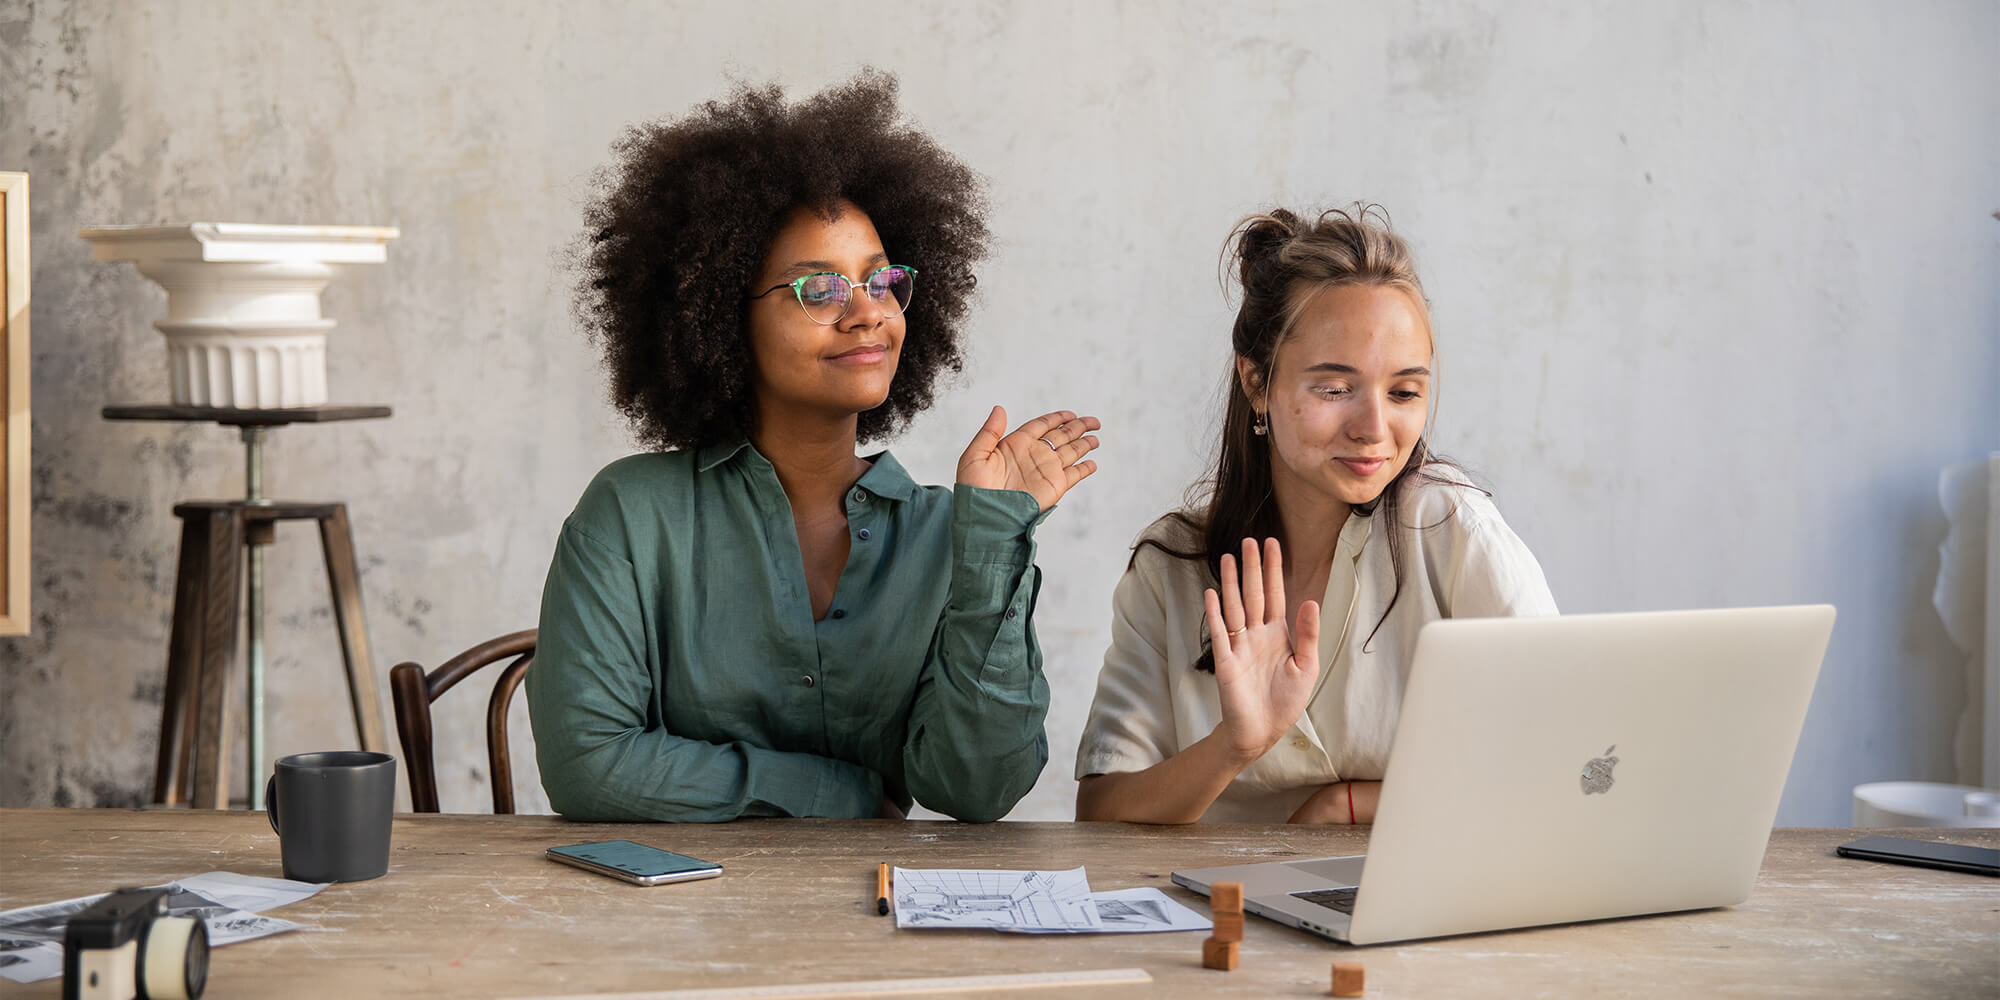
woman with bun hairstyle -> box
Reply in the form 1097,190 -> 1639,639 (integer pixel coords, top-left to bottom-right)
530,71 -> 1102,824
1074,205 -> 1552,824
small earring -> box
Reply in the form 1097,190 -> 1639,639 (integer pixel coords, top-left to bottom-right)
1252,413 -> 1269,436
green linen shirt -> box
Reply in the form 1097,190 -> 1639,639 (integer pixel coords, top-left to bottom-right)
526,440 -> 1052,823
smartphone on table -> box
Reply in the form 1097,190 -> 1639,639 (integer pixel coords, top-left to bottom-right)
1834,835 -> 2000,877
546,840 -> 724,885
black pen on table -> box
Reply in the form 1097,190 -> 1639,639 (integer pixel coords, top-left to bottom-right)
877,862 -> 891,915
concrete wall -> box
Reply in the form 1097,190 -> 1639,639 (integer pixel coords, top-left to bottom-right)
2,0 -> 1994,825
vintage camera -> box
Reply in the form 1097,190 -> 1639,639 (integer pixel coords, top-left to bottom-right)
62,887 -> 208,1000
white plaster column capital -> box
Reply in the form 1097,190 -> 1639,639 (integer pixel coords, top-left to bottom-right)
79,223 -> 399,408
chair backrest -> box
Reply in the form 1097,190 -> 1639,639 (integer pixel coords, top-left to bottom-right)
389,629 -> 536,813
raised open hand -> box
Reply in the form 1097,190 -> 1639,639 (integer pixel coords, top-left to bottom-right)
1205,537 -> 1322,761
955,406 -> 1102,512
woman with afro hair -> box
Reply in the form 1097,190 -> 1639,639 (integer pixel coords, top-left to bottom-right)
526,70 -> 1102,823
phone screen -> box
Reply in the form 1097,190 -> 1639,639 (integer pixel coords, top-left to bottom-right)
547,841 -> 723,884
1836,835 -> 2000,877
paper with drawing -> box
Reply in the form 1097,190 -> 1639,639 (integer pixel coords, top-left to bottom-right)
891,868 -> 1210,935
999,886 -> 1212,934
891,867 -> 1100,930
0,871 -> 325,984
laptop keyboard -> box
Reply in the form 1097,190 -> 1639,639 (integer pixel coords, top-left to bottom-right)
1292,887 -> 1360,915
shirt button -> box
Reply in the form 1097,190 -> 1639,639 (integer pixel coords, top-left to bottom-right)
830,609 -> 845,620
851,489 -> 867,504
856,528 -> 871,541
1005,608 -> 1018,621
802,676 -> 815,688
1292,736 -> 1312,751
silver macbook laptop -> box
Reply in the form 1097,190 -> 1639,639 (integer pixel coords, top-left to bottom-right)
1172,605 -> 1835,946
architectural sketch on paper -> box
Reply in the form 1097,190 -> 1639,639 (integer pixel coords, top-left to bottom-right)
891,866 -> 1100,931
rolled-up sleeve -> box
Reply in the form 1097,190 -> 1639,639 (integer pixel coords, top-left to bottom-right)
900,486 -> 1051,822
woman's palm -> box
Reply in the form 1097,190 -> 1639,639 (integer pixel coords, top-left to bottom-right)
1205,537 -> 1321,759
955,406 -> 1101,511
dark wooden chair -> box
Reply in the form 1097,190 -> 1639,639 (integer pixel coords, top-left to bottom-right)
389,629 -> 537,813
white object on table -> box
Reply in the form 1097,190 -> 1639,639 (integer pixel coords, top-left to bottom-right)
1853,781 -> 2000,828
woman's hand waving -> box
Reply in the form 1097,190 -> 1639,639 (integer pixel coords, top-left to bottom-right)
955,407 -> 1102,512
1206,537 -> 1321,762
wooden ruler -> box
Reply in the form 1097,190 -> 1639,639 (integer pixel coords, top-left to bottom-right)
512,967 -> 1153,999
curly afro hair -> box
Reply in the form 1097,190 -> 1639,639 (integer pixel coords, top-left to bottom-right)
574,68 -> 990,451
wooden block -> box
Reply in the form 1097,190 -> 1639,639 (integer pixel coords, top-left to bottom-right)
1331,960 -> 1365,996
1209,912 -> 1244,942
1201,937 -> 1239,971
1210,881 -> 1244,913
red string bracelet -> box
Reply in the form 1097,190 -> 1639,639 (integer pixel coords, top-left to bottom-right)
1346,782 -> 1356,824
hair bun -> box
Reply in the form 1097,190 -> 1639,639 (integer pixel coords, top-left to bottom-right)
1234,209 -> 1297,287
1237,210 -> 1296,259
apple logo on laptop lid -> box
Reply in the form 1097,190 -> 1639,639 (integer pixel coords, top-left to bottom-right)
1581,745 -> 1619,795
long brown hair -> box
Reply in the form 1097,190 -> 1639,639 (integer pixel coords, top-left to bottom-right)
1137,205 -> 1476,671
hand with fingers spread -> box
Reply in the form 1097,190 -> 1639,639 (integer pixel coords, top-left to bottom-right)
1205,537 -> 1322,762
955,406 -> 1103,512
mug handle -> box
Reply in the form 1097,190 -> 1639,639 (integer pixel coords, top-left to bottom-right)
265,776 -> 280,835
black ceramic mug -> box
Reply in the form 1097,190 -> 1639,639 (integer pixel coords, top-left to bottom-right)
265,751 -> 396,883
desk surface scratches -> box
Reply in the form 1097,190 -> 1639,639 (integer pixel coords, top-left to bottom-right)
1,810 -> 1995,998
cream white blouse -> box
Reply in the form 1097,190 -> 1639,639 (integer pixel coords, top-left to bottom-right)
1075,473 -> 1559,822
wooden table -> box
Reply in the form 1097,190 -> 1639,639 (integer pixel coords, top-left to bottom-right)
2,810 -> 1995,998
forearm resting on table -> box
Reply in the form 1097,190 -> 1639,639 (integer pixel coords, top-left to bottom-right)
1075,732 -> 1256,823
540,726 -> 883,822
1285,780 -> 1383,824
1349,780 -> 1381,823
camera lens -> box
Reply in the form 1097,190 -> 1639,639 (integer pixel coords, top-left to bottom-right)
181,920 -> 209,998
137,915 -> 208,1000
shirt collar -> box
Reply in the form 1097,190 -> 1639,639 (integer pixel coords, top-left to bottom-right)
693,438 -> 917,503
694,438 -> 753,473
854,450 -> 917,502
1337,508 -> 1373,558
